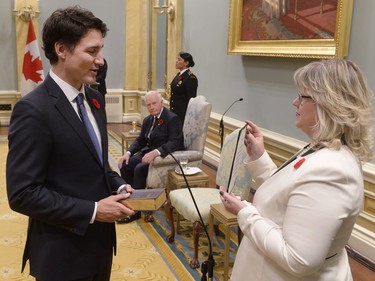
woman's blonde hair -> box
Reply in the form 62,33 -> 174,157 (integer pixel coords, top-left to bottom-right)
294,59 -> 374,163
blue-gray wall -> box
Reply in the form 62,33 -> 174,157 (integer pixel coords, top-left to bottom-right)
0,0 -> 18,90
39,0 -> 126,89
183,0 -> 375,148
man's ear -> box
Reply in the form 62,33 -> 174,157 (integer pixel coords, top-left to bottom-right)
54,42 -> 68,59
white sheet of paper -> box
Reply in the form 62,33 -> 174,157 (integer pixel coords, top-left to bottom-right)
227,125 -> 246,193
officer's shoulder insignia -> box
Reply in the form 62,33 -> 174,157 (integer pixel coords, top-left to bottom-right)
188,70 -> 196,78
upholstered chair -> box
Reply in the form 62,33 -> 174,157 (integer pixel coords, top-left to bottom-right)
167,128 -> 252,269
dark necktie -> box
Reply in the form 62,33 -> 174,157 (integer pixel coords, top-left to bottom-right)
147,116 -> 158,139
76,93 -> 103,163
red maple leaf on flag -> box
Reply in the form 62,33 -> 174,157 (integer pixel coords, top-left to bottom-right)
23,51 -> 44,83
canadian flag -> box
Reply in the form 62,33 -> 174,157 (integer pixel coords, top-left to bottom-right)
20,20 -> 44,97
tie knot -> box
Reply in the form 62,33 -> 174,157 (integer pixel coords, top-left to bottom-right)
76,93 -> 84,106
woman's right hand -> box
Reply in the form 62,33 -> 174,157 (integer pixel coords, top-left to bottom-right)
219,187 -> 247,215
244,120 -> 265,161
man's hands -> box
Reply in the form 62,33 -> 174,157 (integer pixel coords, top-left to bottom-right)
118,152 -> 131,169
119,184 -> 134,194
120,184 -> 134,193
118,149 -> 159,168
95,193 -> 135,222
142,150 -> 159,164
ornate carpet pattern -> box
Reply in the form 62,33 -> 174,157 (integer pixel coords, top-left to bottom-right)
0,132 -> 239,280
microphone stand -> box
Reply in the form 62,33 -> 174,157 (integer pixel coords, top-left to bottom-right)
162,145 -> 215,281
219,98 -> 243,151
219,117 -> 224,151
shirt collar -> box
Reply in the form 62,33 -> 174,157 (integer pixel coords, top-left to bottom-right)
155,107 -> 164,119
179,68 -> 189,75
49,69 -> 85,102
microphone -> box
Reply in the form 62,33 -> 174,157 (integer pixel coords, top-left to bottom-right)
219,98 -> 243,150
161,145 -> 215,281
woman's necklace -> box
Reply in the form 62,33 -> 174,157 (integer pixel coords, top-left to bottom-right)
272,143 -> 324,176
300,143 -> 325,157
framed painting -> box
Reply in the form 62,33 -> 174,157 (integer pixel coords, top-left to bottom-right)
227,0 -> 353,58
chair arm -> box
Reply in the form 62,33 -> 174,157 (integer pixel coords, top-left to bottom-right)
146,150 -> 203,189
152,150 -> 203,167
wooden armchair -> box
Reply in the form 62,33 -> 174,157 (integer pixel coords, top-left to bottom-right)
167,128 -> 252,268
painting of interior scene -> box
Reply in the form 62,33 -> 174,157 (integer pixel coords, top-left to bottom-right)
241,0 -> 338,40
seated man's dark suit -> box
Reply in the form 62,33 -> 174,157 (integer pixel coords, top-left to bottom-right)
120,107 -> 184,189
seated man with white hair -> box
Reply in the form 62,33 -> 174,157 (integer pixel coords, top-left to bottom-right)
117,91 -> 184,223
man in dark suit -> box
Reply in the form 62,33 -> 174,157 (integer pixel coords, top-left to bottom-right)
91,58 -> 107,96
117,91 -> 184,223
6,6 -> 134,281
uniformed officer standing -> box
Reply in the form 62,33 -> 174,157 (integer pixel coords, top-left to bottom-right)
170,52 -> 198,124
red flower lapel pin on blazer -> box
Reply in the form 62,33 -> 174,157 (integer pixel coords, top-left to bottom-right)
158,119 -> 164,125
92,99 -> 100,109
294,158 -> 306,169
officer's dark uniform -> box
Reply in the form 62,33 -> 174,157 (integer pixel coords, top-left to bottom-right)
170,70 -> 198,124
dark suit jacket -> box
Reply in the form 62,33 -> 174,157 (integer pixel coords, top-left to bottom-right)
128,107 -> 184,157
6,74 -> 125,280
96,58 -> 107,95
170,70 -> 198,124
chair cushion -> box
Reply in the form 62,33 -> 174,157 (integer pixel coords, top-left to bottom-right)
151,151 -> 202,167
170,188 -> 222,224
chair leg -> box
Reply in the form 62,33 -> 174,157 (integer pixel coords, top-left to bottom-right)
164,199 -> 175,242
214,224 -> 220,236
190,220 -> 201,269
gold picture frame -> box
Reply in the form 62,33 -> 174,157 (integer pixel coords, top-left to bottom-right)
228,0 -> 353,58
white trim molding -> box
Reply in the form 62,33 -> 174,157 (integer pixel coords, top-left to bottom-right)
0,90 -> 20,126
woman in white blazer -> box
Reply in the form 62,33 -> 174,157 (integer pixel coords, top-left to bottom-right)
220,59 -> 374,281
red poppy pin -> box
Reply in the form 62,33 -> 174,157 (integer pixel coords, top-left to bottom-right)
158,119 -> 164,125
92,99 -> 100,109
294,158 -> 306,169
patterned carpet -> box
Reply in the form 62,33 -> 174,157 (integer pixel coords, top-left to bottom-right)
0,132 -> 239,280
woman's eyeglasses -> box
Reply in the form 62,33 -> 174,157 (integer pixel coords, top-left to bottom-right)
297,92 -> 313,104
